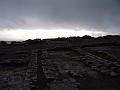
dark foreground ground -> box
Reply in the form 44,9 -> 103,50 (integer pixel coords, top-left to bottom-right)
0,35 -> 120,90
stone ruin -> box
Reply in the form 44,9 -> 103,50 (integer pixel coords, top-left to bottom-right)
0,46 -> 120,90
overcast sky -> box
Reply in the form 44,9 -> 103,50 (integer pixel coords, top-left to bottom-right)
0,0 -> 120,40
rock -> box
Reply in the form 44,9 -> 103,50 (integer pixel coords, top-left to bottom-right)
110,72 -> 119,77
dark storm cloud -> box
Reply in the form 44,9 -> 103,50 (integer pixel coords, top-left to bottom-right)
0,0 -> 120,33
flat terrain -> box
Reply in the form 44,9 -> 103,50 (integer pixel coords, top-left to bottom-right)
0,36 -> 120,90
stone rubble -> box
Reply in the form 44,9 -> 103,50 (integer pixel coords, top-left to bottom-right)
0,45 -> 120,90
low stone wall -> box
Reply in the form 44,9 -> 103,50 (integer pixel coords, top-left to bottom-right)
24,51 -> 37,90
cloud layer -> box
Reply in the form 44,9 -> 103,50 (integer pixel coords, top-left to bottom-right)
0,0 -> 120,34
